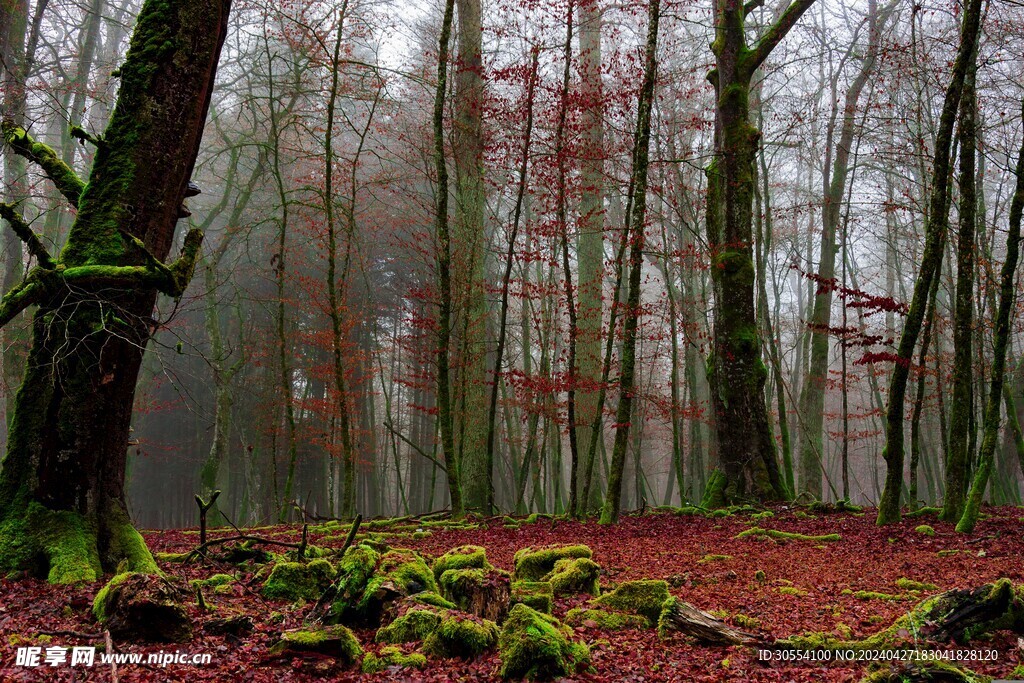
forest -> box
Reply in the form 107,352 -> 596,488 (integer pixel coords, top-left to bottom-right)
1,0 -> 1023,679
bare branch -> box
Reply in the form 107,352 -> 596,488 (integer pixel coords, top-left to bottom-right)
744,0 -> 817,75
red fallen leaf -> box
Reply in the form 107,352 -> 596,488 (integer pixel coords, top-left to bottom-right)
584,619 -> 600,628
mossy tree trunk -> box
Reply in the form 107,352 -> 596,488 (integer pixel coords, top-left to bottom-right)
599,0 -> 660,525
703,0 -> 813,506
877,0 -> 982,525
0,0 -> 229,582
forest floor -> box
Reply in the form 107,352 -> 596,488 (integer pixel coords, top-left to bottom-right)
2,505 -> 1024,682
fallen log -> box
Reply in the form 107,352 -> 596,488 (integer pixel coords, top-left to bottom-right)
657,596 -> 763,646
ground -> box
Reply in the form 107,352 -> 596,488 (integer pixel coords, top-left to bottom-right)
1,505 -> 1023,681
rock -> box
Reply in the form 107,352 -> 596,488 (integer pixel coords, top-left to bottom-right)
542,557 -> 601,597
513,544 -> 592,581
92,572 -> 192,642
438,567 -> 511,622
329,545 -> 436,626
432,545 -> 490,581
565,607 -> 647,630
498,603 -> 589,679
261,559 -> 335,602
592,579 -> 670,626
268,624 -> 362,667
361,646 -> 427,674
422,611 -> 499,659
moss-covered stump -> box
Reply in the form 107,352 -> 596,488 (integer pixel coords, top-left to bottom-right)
361,646 -> 427,674
93,572 -> 192,642
438,567 -> 512,622
261,559 -> 335,602
542,557 -> 600,597
268,625 -> 362,667
432,545 -> 491,580
422,611 -> 500,659
328,544 -> 436,626
511,581 -> 553,614
498,604 -> 590,679
592,579 -> 670,627
376,607 -> 444,644
513,544 -> 592,581
565,608 -> 647,631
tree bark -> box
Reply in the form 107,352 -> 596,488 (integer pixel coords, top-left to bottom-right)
0,0 -> 229,582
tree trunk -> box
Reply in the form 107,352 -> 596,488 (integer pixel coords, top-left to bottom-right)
877,0 -> 982,525
703,0 -> 813,506
0,0 -> 228,582
599,0 -> 660,524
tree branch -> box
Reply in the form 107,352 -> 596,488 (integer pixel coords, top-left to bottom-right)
0,203 -> 55,269
744,0 -> 817,75
0,281 -> 40,328
2,120 -> 86,208
743,0 -> 764,14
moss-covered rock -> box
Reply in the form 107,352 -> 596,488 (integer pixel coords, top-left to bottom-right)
407,591 -> 457,610
542,557 -> 600,597
422,611 -> 499,659
915,525 -> 936,537
376,607 -> 443,644
268,624 -> 362,667
191,573 -> 235,595
93,572 -> 191,642
432,545 -> 490,580
439,567 -> 512,622
565,608 -> 647,630
361,646 -> 427,674
511,581 -> 553,614
513,544 -> 592,581
498,604 -> 589,679
896,578 -> 939,592
592,579 -> 670,626
261,559 -> 335,602
329,545 -> 436,626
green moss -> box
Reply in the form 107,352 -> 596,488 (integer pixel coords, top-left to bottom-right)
906,506 -> 941,518
261,560 -> 335,602
895,578 -> 938,592
734,614 -> 761,629
422,612 -> 499,659
592,580 -> 670,626
915,524 -> 936,536
859,660 -> 987,683
376,608 -> 442,644
542,557 -> 600,596
498,604 -> 590,679
191,573 -> 235,595
698,554 -> 732,564
0,501 -> 103,583
361,646 -> 426,674
511,581 -> 553,614
779,586 -> 808,597
92,572 -> 137,622
937,549 -> 960,557
750,511 -> 774,520
432,545 -> 490,580
852,591 -> 909,602
565,608 -> 647,630
330,545 -> 436,624
754,570 -> 767,582
412,531 -> 432,540
268,624 -> 362,665
407,591 -> 456,610
513,545 -> 592,581
736,526 -> 841,543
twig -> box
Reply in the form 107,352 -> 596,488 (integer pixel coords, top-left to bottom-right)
104,630 -> 118,683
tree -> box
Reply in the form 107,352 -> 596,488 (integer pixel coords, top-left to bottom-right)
0,0 -> 229,582
702,0 -> 814,506
876,0 -> 982,525
600,0 -> 661,525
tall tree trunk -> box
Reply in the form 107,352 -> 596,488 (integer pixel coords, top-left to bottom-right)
599,0 -> 660,525
877,0 -> 982,525
452,0 -> 490,513
956,110 -> 1024,532
941,58 -> 978,523
703,0 -> 813,506
432,0 -> 464,517
0,0 -> 227,582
